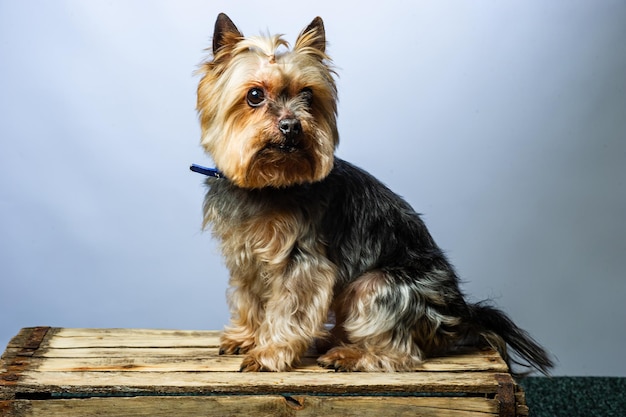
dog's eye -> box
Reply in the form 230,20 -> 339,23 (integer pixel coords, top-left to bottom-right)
301,88 -> 313,106
246,88 -> 266,107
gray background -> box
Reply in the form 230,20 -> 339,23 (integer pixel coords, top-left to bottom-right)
1,1 -> 624,376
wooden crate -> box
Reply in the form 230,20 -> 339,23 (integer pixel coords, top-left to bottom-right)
1,327 -> 528,416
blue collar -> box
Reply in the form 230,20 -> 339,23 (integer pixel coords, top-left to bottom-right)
190,164 -> 225,179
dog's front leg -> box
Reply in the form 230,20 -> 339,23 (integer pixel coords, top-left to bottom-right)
239,253 -> 336,372
219,267 -> 265,356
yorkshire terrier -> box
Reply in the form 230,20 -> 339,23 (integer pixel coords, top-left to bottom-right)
195,13 -> 553,374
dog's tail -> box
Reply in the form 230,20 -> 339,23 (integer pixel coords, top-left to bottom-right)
467,302 -> 554,376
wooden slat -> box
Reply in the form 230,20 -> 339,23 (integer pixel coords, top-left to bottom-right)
16,370 -> 505,395
52,328 -> 221,337
33,347 -> 219,359
6,327 -> 50,349
27,349 -> 506,372
5,396 -> 499,417
515,390 -> 529,416
44,329 -> 221,349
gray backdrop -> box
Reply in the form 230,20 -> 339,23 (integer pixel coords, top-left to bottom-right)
1,0 -> 624,376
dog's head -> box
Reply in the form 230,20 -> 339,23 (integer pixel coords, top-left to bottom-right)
197,14 -> 338,189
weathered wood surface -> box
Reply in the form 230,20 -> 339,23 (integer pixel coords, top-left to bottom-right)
3,396 -> 501,417
1,327 -> 528,417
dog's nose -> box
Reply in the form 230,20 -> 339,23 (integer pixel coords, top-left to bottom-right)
279,118 -> 302,137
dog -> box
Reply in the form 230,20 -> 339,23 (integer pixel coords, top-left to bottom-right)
195,13 -> 553,374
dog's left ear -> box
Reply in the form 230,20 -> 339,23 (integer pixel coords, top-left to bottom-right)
212,13 -> 243,55
295,17 -> 326,54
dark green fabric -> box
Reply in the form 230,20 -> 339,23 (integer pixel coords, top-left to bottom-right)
520,377 -> 626,417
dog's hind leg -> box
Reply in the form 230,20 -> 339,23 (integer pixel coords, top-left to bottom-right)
318,269 -> 463,371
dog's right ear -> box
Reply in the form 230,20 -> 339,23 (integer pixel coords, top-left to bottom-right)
213,13 -> 243,55
295,17 -> 326,54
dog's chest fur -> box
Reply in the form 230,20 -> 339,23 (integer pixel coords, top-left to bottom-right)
202,158 -> 442,287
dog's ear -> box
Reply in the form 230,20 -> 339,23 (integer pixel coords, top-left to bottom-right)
212,13 -> 243,55
295,17 -> 326,54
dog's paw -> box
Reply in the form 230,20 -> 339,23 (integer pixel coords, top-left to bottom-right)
239,355 -> 270,372
219,336 -> 254,355
238,349 -> 294,372
318,346 -> 416,371
317,346 -> 364,371
219,345 -> 245,355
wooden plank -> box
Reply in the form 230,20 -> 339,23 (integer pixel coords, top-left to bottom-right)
15,370 -> 506,395
22,355 -> 324,373
515,390 -> 529,416
495,373 -> 515,417
416,350 -> 507,372
44,329 -> 221,349
5,396 -> 499,417
52,328 -> 222,338
25,350 -> 506,373
5,328 -> 49,349
32,347 -> 219,359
